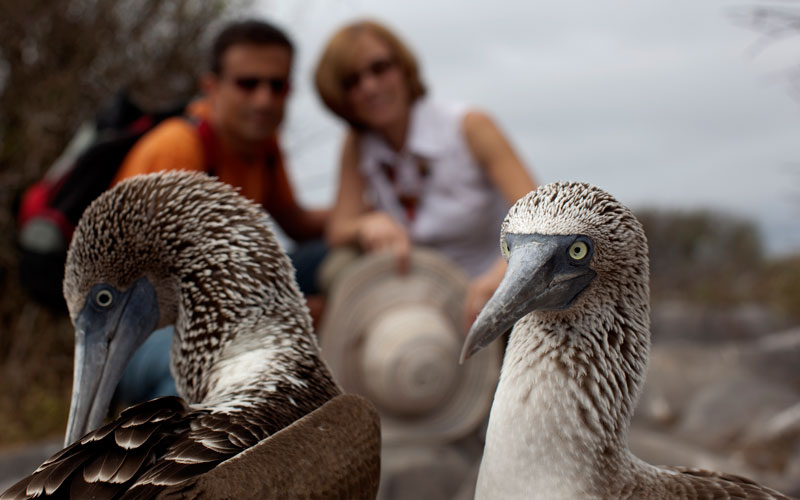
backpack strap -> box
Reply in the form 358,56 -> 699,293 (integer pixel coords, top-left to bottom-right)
190,117 -> 277,181
184,116 -> 216,177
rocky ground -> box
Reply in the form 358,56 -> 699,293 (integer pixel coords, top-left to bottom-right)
1,302 -> 798,498
633,303 -> 800,496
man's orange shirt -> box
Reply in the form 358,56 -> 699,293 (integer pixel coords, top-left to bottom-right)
114,100 -> 296,216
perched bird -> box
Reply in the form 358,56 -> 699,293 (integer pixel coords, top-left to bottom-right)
461,182 -> 794,500
2,171 -> 380,499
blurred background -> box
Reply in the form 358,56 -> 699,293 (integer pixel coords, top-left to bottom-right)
1,0 -> 798,497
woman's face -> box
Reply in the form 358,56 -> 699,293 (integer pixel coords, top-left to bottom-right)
343,32 -> 410,131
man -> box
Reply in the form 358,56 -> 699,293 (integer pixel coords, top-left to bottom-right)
116,19 -> 326,245
113,19 -> 328,405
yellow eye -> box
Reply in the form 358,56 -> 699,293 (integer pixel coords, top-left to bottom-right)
501,239 -> 510,259
568,241 -> 589,261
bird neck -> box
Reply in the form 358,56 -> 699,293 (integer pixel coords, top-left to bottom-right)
171,287 -> 339,405
477,305 -> 650,498
201,319 -> 339,405
157,217 -> 339,406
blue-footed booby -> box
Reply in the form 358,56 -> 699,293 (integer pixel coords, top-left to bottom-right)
1,171 -> 380,499
460,182 -> 794,500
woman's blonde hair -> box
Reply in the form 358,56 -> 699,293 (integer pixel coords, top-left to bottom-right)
314,19 -> 427,129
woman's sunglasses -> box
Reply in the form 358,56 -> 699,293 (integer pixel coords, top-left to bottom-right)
342,58 -> 396,91
231,76 -> 290,96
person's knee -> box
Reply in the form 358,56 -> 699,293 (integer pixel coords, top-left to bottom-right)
290,239 -> 329,295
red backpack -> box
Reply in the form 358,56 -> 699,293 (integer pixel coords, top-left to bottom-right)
17,91 -> 281,309
17,92 -> 188,309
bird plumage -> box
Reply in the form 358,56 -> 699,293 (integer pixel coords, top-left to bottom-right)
461,182 -> 793,500
2,171 -> 380,499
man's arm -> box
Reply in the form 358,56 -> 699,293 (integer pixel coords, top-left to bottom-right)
266,159 -> 330,243
274,205 -> 330,243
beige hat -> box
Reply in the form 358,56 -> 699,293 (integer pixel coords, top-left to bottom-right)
319,248 -> 501,445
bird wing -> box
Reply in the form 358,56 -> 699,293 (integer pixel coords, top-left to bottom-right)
153,393 -> 382,500
0,396 -> 196,499
665,466 -> 796,500
1,394 -> 380,500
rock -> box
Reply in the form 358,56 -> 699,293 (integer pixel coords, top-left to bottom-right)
650,302 -> 782,344
736,402 -> 800,477
678,374 -> 797,450
634,342 -> 742,430
378,443 -> 477,500
633,325 -> 800,494
629,427 -> 795,495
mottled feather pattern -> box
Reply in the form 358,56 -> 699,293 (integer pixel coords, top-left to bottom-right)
3,172 -> 347,499
502,182 -> 651,441
476,182 -> 793,499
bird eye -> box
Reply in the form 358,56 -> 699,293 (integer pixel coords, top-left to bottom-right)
568,240 -> 589,261
95,289 -> 114,308
501,238 -> 510,259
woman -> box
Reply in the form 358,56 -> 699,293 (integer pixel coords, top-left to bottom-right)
315,20 -> 537,325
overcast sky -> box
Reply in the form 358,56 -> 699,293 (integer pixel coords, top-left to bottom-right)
259,0 -> 800,256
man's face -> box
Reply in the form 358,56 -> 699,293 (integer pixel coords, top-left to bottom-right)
206,44 -> 292,145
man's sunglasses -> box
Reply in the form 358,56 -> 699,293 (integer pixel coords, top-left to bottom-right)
342,58 -> 396,91
231,76 -> 290,96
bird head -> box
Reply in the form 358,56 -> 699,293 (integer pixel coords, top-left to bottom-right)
461,182 -> 649,362
61,171 -> 304,445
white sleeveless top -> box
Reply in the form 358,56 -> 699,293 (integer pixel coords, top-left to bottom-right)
358,97 -> 509,277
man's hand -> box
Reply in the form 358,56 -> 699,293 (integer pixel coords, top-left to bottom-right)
357,211 -> 411,273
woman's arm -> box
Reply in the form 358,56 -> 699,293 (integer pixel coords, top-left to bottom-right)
326,131 -> 370,246
462,110 -> 537,204
462,110 -> 538,327
326,131 -> 411,269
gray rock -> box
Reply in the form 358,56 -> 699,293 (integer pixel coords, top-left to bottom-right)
379,443 -> 477,500
678,374 -> 797,450
633,326 -> 800,494
650,302 -> 782,344
629,427 -> 796,495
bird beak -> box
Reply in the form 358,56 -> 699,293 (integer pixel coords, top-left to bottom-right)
64,277 -> 159,446
460,234 -> 596,363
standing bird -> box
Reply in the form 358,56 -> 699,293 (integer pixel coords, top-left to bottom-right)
2,171 -> 380,499
460,182 -> 794,500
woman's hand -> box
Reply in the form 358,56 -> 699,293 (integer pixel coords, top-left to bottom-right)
464,258 -> 508,330
357,211 -> 411,273
327,134 -> 411,274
